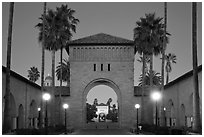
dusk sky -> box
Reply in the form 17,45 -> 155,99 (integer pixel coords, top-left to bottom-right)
2,2 -> 202,96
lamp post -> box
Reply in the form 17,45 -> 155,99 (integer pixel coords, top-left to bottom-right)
42,93 -> 51,135
63,103 -> 69,134
151,91 -> 161,128
164,107 -> 166,126
135,104 -> 140,134
38,107 -> 41,128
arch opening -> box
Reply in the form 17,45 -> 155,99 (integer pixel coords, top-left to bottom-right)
86,85 -> 118,123
17,104 -> 24,129
29,100 -> 38,128
82,78 -> 121,128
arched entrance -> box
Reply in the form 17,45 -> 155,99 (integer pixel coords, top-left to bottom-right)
82,78 -> 122,129
3,93 -> 17,130
29,100 -> 38,128
180,104 -> 186,126
17,104 -> 24,129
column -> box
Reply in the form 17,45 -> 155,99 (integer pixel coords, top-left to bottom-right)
12,117 -> 17,130
34,118 -> 38,129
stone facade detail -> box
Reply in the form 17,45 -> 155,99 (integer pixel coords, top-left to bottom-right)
70,46 -> 133,62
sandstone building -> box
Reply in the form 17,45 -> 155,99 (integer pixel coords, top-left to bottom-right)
2,33 -> 202,131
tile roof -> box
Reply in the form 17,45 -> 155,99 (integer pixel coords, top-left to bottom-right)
164,65 -> 202,89
68,33 -> 134,46
2,66 -> 41,89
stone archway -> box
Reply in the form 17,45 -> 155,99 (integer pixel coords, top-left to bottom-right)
29,100 -> 38,128
3,93 -> 17,130
82,78 -> 122,129
180,104 -> 186,126
8,93 -> 17,130
17,104 -> 24,129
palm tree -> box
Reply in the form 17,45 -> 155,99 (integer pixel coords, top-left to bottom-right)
27,66 -> 40,83
55,5 -> 79,91
160,2 -> 167,127
134,13 -> 169,124
134,12 -> 170,86
37,4 -> 79,125
36,2 -> 46,128
36,8 -> 61,126
55,4 -> 79,88
164,53 -> 176,84
55,5 -> 79,125
3,2 -> 14,134
56,58 -> 70,86
192,2 -> 201,132
138,70 -> 161,87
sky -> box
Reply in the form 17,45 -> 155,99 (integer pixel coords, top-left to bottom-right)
2,2 -> 202,93
86,85 -> 118,107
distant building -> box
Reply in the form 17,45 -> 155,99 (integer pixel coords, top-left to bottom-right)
44,74 -> 52,86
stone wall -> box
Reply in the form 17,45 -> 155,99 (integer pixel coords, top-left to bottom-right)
163,70 -> 202,127
2,68 -> 41,129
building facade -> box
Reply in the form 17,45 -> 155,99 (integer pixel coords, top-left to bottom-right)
64,33 -> 135,129
2,66 -> 42,130
162,65 -> 202,128
2,33 -> 202,131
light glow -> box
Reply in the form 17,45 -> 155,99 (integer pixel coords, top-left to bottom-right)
43,93 -> 51,101
164,107 -> 166,111
135,104 -> 140,109
63,103 -> 69,109
151,91 -> 161,101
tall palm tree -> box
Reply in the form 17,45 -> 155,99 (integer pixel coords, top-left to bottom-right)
134,28 -> 146,123
134,13 -> 169,86
160,2 -> 167,127
164,53 -> 176,84
192,2 -> 201,132
138,70 -> 161,87
3,2 -> 14,134
37,2 -> 46,128
134,13 -> 169,124
56,58 -> 70,86
55,4 -> 79,125
36,5 -> 79,125
27,66 -> 40,83
36,8 -> 62,126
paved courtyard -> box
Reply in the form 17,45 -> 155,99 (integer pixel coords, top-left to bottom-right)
70,129 -> 133,135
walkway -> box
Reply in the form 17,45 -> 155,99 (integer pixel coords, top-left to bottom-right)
71,129 -> 133,135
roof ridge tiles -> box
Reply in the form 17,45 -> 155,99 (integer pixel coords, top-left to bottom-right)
68,33 -> 134,45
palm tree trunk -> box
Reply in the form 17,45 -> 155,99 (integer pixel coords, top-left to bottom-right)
150,54 -> 153,87
141,53 -> 146,124
160,2 -> 167,127
51,50 -> 56,126
149,54 -> 154,124
3,2 -> 14,134
59,47 -> 63,125
39,2 -> 46,128
192,2 -> 201,132
166,72 -> 169,84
